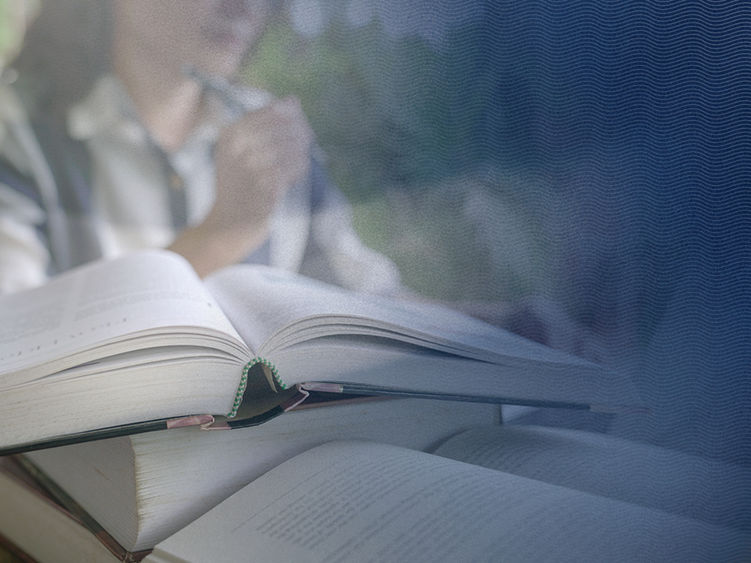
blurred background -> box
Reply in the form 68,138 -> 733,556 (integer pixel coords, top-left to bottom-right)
1,0 -> 749,465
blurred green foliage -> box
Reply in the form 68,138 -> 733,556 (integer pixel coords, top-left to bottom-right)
243,16 -> 553,301
0,0 -> 13,63
0,0 -> 38,69
244,17 -> 502,200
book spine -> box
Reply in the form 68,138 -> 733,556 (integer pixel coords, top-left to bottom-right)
227,358 -> 283,418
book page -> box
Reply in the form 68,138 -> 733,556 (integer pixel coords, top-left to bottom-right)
205,264 -> 592,367
0,461 -> 133,563
432,425 -> 751,531
146,441 -> 748,563
0,250 -> 247,388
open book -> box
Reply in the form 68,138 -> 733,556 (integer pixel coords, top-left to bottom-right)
5,424 -> 749,562
0,249 -> 637,454
142,428 -> 749,563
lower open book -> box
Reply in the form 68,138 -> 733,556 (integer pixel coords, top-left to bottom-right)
3,416 -> 750,562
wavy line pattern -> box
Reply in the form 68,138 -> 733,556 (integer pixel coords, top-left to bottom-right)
336,1 -> 751,470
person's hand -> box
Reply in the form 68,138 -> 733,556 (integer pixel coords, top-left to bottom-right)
207,95 -> 313,233
170,96 -> 313,276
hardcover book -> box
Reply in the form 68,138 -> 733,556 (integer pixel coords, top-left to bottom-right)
0,249 -> 637,454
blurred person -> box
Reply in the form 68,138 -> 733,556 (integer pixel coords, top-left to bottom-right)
0,0 -> 400,294
0,0 -> 606,363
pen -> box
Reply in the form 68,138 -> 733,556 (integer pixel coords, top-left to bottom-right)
183,64 -> 327,162
182,64 -> 272,118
